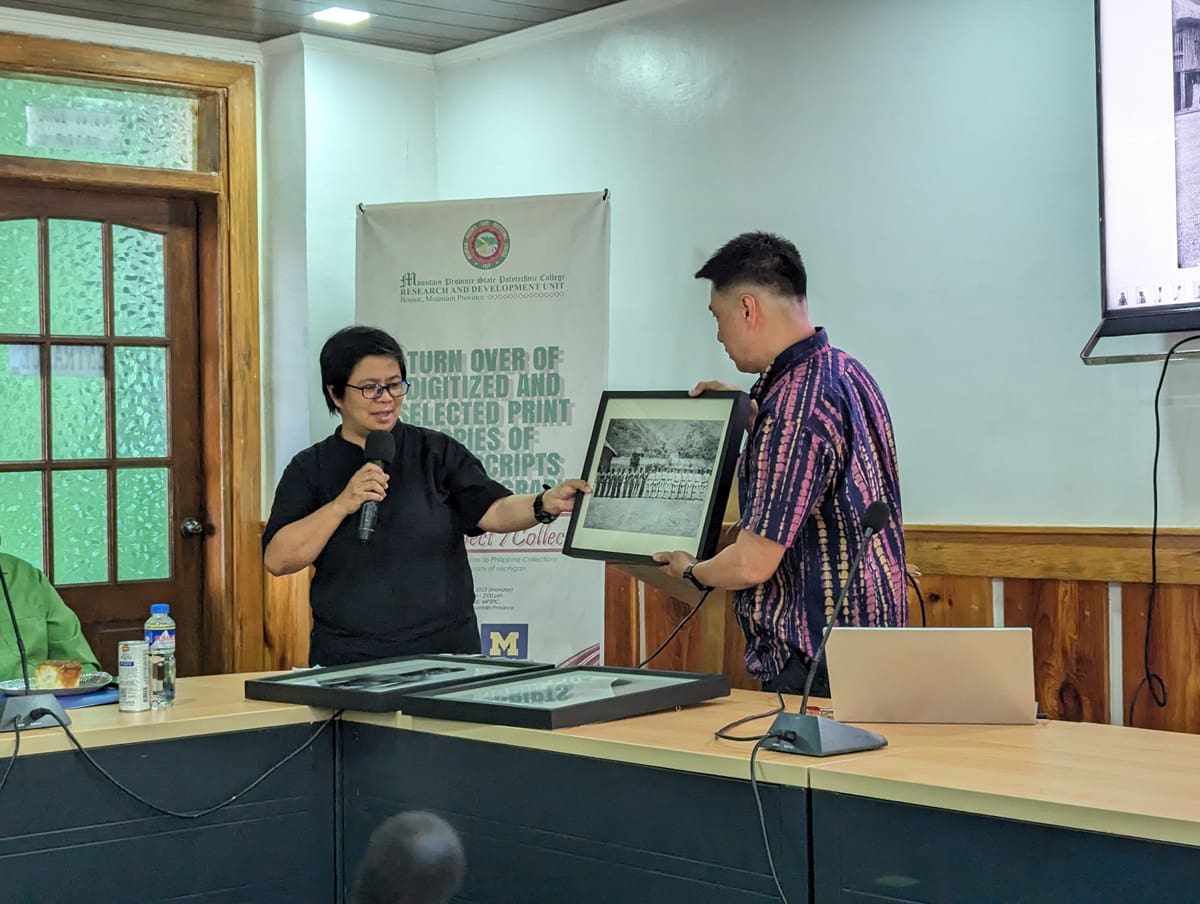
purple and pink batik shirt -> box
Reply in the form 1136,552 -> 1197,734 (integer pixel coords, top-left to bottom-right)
736,327 -> 906,683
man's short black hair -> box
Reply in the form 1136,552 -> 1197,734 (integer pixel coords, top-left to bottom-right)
320,326 -> 407,414
349,811 -> 465,904
694,231 -> 807,300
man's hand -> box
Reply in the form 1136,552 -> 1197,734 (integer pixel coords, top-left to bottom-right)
541,479 -> 591,516
334,463 -> 389,516
690,380 -> 758,427
689,380 -> 742,395
652,549 -> 695,580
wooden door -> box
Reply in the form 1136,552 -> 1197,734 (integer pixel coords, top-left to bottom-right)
0,185 -> 204,676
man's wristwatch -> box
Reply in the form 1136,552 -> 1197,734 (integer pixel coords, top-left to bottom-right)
682,560 -> 711,591
532,492 -> 558,524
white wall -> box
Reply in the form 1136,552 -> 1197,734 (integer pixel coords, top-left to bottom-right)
303,39 -> 438,451
432,0 -> 1200,527
260,35 -> 438,485
261,37 -> 309,492
7,1 -> 1194,527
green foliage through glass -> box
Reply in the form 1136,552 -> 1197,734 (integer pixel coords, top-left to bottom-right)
52,469 -> 108,584
0,472 -> 43,571
117,468 -> 169,580
0,219 -> 39,334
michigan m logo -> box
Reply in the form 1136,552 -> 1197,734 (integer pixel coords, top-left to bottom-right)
481,623 -> 528,659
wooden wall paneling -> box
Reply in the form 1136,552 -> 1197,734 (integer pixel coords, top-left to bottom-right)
1122,583 -> 1200,733
198,194 -> 231,673
223,68 -> 264,671
906,575 -> 926,627
0,156 -> 220,194
696,584 -> 727,676
263,566 -> 312,670
0,31 -> 253,86
720,592 -> 758,691
642,585 -> 703,673
603,565 -> 637,668
1004,579 -> 1109,723
906,526 -> 1200,584
907,575 -> 993,627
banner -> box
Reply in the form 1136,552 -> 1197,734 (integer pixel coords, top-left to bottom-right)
356,192 -> 609,666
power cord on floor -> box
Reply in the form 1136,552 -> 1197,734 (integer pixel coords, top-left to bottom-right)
1128,333 -> 1200,727
713,688 -> 792,902
29,707 -> 340,818
749,735 -> 791,904
637,580 -> 789,899
636,588 -> 713,668
0,720 -> 20,796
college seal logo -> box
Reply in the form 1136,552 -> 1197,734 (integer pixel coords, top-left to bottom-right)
463,219 -> 510,269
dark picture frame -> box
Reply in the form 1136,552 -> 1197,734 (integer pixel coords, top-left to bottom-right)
563,390 -> 749,564
243,654 -> 553,713
396,666 -> 732,730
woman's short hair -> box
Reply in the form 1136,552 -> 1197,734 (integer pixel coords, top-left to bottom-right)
319,326 -> 407,414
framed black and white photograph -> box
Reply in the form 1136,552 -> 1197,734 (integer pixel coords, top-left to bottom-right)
395,666 -> 731,730
243,654 -> 553,713
563,390 -> 749,565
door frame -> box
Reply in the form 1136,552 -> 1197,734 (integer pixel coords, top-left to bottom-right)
0,32 -> 263,673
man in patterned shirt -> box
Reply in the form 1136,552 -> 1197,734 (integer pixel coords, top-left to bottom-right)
654,232 -> 906,697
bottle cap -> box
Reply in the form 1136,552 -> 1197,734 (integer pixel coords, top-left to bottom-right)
150,603 -> 170,615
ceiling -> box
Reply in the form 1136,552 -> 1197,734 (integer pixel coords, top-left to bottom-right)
0,0 -> 625,54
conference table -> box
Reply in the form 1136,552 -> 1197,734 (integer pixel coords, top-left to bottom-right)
1,674 -> 1197,903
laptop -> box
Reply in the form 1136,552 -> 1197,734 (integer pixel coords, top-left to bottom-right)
824,627 -> 1037,724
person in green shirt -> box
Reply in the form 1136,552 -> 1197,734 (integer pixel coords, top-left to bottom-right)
0,553 -> 100,682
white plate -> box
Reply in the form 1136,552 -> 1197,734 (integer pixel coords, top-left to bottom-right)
0,671 -> 114,696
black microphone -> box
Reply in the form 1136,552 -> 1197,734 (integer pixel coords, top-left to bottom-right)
761,500 -> 892,757
798,499 -> 890,713
358,430 -> 396,543
0,532 -> 71,733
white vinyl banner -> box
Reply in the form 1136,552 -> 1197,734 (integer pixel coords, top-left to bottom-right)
356,192 -> 609,666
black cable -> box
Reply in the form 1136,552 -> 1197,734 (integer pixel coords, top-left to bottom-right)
715,690 -> 787,742
636,588 -> 713,668
0,719 -> 21,796
906,570 -> 927,627
38,708 -> 340,818
749,736 -> 790,904
0,562 -> 33,693
1128,333 -> 1200,727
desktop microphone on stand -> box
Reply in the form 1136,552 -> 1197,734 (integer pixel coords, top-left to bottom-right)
0,534 -> 71,733
762,501 -> 891,757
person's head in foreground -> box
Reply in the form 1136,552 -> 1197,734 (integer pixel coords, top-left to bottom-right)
350,811 -> 466,904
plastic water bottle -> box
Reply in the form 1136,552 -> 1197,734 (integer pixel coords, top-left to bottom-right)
144,603 -> 176,709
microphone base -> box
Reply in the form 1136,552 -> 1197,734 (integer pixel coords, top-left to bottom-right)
0,693 -> 71,733
761,712 -> 886,757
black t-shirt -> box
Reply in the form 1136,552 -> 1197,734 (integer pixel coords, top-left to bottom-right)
263,423 -> 511,664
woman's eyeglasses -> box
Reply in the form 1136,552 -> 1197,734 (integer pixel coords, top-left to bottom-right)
345,379 -> 410,400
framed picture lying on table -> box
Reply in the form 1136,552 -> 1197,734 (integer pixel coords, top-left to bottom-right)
396,666 -> 732,730
563,390 -> 750,565
243,655 -> 554,713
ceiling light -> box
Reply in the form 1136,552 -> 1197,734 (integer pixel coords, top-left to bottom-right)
312,7 -> 371,26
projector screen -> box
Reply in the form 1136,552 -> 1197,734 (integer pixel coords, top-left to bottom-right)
1097,0 -> 1200,337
